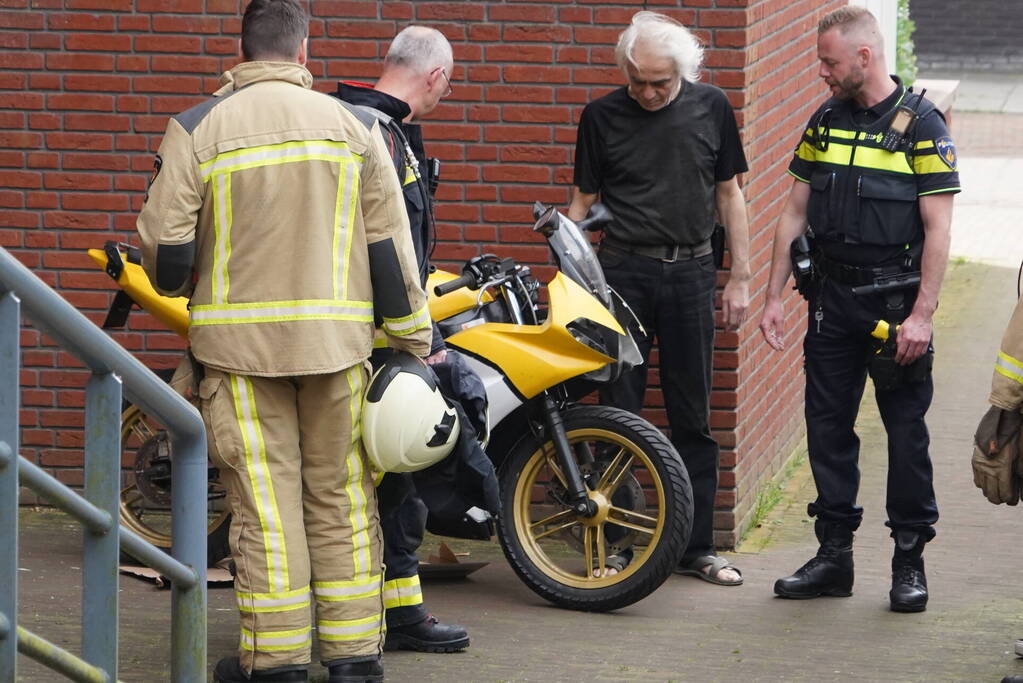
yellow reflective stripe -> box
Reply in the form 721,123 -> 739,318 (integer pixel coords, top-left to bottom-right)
212,173 -> 232,304
813,140 -> 914,174
795,140 -> 816,162
231,374 -> 289,593
199,140 -> 361,181
915,140 -> 935,150
312,574 -> 382,602
403,164 -> 416,186
996,351 -> 1023,384
190,299 -> 373,326
340,160 -> 360,301
344,366 -> 373,580
317,614 -> 383,642
240,626 -> 312,652
382,575 -> 423,609
912,152 -> 953,175
382,303 -> 431,336
788,169 -> 810,183
235,586 -> 311,614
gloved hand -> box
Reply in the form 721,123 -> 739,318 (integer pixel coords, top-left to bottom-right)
972,406 -> 1023,505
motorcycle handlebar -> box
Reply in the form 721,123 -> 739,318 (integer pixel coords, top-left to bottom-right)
433,273 -> 477,297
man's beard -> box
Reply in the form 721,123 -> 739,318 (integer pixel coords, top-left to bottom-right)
830,66 -> 865,101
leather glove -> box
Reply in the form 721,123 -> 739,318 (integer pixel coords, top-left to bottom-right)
972,406 -> 1023,505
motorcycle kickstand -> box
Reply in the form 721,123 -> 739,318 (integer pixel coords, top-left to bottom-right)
541,394 -> 596,517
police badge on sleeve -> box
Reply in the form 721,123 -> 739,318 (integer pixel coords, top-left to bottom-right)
935,136 -> 957,170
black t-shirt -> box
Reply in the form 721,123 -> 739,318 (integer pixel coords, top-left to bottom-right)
573,82 -> 748,246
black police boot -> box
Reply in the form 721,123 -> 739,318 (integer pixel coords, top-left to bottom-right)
384,614 -> 470,653
326,656 -> 383,683
774,520 -> 854,599
213,656 -> 308,683
889,530 -> 928,613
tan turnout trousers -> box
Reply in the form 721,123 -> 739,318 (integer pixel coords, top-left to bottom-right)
199,363 -> 383,672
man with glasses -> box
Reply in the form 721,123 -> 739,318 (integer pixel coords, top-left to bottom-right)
568,11 -> 751,586
332,25 -> 470,654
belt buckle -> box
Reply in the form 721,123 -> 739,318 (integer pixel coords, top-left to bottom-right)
661,244 -> 680,263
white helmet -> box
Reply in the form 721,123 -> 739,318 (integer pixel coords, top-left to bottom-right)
361,352 -> 459,473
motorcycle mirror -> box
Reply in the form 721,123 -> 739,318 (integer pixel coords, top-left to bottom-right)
531,204 -> 559,236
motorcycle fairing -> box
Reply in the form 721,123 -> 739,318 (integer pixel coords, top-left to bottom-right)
443,272 -> 625,400
88,248 -> 190,337
427,269 -> 493,322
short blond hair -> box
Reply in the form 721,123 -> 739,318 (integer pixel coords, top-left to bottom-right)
818,5 -> 882,50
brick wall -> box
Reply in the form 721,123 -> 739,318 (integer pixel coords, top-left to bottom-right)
2,0 -> 833,546
911,0 -> 1023,73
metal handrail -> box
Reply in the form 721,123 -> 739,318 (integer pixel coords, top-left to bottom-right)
0,247 -> 208,682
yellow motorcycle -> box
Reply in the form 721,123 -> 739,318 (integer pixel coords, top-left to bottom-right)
89,203 -> 693,612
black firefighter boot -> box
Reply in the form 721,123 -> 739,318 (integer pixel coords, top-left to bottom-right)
889,530 -> 928,613
774,520 -> 854,599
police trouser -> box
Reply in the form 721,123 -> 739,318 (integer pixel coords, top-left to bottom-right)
378,474 -> 428,628
199,365 -> 384,673
597,246 -> 720,561
803,279 -> 938,539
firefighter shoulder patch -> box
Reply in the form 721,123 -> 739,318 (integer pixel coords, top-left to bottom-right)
144,154 -> 163,204
934,136 -> 957,170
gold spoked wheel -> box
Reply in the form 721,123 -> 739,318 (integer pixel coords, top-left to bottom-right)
514,429 -> 666,589
119,404 -> 232,565
498,405 -> 692,612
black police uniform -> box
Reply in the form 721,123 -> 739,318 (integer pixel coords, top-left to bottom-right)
331,82 -> 447,636
788,76 -> 960,548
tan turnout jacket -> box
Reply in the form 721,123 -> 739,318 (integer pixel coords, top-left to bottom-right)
991,295 -> 1023,411
137,61 -> 431,376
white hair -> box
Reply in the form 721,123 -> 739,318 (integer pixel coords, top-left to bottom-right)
615,11 -> 704,83
384,25 -> 452,75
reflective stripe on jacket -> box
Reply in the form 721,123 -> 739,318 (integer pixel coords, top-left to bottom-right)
992,294 -> 1023,411
136,62 -> 431,376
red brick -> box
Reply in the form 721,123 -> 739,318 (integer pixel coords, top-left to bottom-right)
0,31 -> 27,48
132,75 -> 203,94
44,172 -> 112,191
65,33 -> 132,52
0,52 -> 43,69
47,13 -> 115,31
63,74 -> 132,93
44,212 -> 109,230
327,21 -> 397,39
314,1 -> 378,17
134,35 -> 201,53
0,190 -> 21,208
485,45 -> 554,63
29,73 -> 60,90
0,92 -> 43,110
119,15 -> 150,32
483,125 -> 553,144
504,24 -> 571,42
46,132 -> 112,151
414,2 -> 484,20
0,11 -> 43,29
47,93 -> 114,112
62,193 -> 128,212
46,52 -> 114,71
0,171 -> 41,189
0,131 -> 41,148
204,37 -> 237,55
62,153 -> 130,171
501,105 -> 571,124
700,8 -> 747,27
64,113 -> 131,132
573,26 -> 623,44
118,55 -> 151,72
489,4 -> 555,22
135,0 -> 202,11
26,152 -> 57,168
0,210 -> 38,227
26,192 -> 57,209
152,14 -> 221,33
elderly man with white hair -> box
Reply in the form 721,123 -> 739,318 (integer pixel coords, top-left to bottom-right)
569,11 -> 751,586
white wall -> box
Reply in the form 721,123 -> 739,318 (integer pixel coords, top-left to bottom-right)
850,0 -> 899,73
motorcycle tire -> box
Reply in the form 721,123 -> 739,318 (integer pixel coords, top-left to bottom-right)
496,404 -> 692,612
118,403 -> 232,568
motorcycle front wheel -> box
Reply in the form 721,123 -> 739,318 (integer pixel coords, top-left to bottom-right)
119,404 -> 232,567
496,404 -> 692,612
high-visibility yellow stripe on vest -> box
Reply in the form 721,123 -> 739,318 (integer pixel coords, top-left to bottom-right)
382,303 -> 431,337
190,299 -> 374,326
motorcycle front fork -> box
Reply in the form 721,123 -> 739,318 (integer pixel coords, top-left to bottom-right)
540,394 -> 597,517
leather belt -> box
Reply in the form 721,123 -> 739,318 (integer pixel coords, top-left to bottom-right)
601,236 -> 713,263
815,255 -> 910,286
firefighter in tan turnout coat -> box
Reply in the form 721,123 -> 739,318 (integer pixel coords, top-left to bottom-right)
135,2 -> 430,681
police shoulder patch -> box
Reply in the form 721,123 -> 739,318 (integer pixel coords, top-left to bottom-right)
935,136 -> 957,170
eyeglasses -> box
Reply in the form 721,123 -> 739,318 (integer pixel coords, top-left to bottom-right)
437,67 -> 452,98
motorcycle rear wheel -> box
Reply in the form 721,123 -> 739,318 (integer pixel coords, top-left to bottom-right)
497,404 -> 692,612
118,404 -> 232,567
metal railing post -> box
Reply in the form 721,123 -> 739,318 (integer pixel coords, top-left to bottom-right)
0,289 -> 21,683
83,372 -> 122,677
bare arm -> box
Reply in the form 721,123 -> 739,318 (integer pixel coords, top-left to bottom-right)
758,179 -> 811,351
715,176 -> 750,330
568,187 -> 598,222
895,192 -> 954,364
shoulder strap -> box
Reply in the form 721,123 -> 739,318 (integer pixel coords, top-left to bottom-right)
347,103 -> 407,179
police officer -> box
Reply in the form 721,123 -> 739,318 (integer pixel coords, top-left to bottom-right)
759,6 -> 959,612
136,2 -> 431,681
332,27 -> 470,653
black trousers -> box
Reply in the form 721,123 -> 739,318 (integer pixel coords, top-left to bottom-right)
379,474 -> 429,627
804,279 -> 938,539
598,247 -> 720,561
